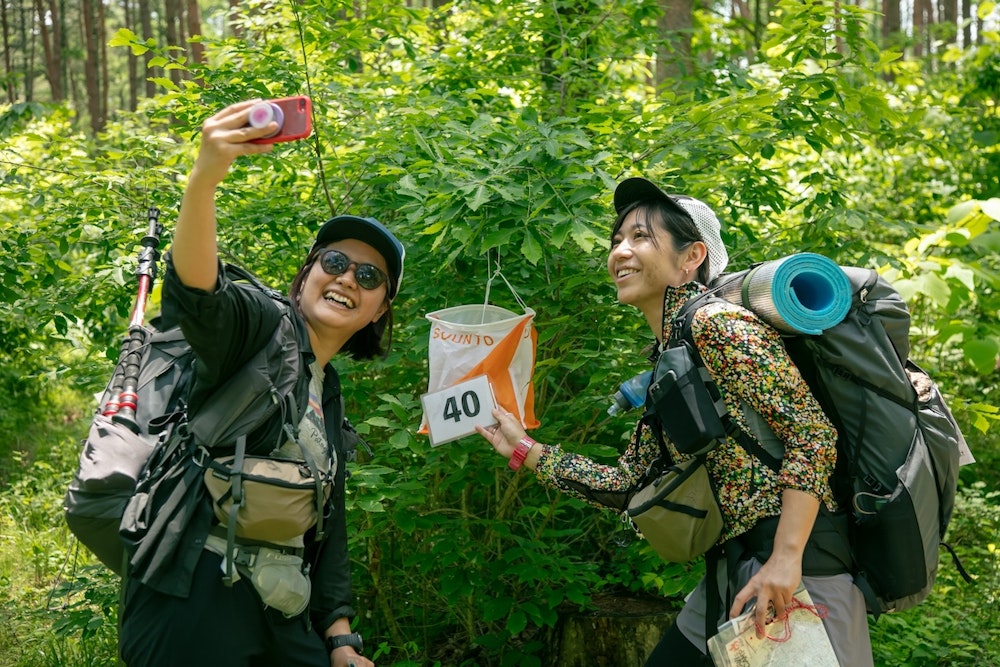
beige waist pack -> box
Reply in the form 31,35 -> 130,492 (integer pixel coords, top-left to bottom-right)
625,456 -> 723,563
204,455 -> 330,542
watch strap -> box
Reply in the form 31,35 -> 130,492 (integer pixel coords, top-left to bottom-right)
325,632 -> 364,655
508,436 -> 536,471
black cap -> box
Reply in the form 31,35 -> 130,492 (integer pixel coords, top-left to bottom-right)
614,177 -> 689,217
314,215 -> 405,299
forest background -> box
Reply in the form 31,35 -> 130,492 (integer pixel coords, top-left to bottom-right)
2,0 -> 1000,665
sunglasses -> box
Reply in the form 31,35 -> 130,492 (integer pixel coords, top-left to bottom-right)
318,249 -> 389,291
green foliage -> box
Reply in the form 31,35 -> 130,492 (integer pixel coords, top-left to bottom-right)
0,402 -> 120,667
1,0 -> 999,665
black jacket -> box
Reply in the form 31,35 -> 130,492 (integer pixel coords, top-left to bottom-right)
129,257 -> 356,632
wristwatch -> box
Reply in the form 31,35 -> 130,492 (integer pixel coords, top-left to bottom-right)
325,632 -> 364,655
508,436 -> 536,471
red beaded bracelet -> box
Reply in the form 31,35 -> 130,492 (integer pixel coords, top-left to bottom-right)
508,436 -> 536,471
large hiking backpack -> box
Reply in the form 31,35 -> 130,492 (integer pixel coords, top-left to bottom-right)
64,264 -> 307,576
667,260 -> 970,617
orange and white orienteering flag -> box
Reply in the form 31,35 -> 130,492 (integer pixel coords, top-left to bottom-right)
420,304 -> 539,435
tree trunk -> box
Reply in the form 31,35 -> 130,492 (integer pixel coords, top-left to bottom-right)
185,0 -> 204,67
833,0 -> 843,55
962,0 -> 972,47
548,594 -> 677,667
881,0 -> 901,45
139,0 -> 155,97
124,0 -> 138,110
940,0 -> 957,45
655,0 -> 695,85
81,0 -> 101,132
1,1 -> 16,103
19,0 -> 34,101
163,0 -> 182,85
34,0 -> 64,101
912,0 -> 927,58
98,0 -> 107,123
228,0 -> 243,39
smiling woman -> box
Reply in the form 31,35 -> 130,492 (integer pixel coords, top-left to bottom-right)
476,176 -> 873,667
290,218 -> 403,364
116,99 -> 403,667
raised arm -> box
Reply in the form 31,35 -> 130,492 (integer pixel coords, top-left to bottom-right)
172,100 -> 277,291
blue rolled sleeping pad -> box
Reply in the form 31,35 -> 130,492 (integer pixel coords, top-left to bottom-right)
713,253 -> 851,335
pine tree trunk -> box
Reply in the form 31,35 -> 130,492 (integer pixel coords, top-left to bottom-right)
185,0 -> 204,66
655,0 -> 695,84
228,0 -> 243,39
33,0 -> 64,101
164,0 -> 182,86
124,0 -> 138,110
1,2 -> 16,103
98,0 -> 108,123
19,0 -> 35,101
81,0 -> 101,133
140,0 -> 155,98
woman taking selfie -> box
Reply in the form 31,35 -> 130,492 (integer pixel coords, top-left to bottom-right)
476,176 -> 872,666
118,100 -> 401,667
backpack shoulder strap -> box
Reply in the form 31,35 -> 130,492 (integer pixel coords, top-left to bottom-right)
670,291 -> 783,473
224,263 -> 291,305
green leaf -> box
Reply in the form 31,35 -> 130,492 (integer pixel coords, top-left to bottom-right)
468,184 -> 490,212
108,28 -> 141,53
148,77 -> 180,92
913,272 -> 951,307
963,338 -> 999,375
506,610 -> 527,635
521,230 -> 543,265
483,597 -> 512,622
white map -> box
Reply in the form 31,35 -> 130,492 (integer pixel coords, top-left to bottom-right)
707,586 -> 839,667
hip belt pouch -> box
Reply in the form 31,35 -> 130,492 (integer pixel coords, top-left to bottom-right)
647,344 -> 729,456
204,456 -> 328,542
626,456 -> 723,563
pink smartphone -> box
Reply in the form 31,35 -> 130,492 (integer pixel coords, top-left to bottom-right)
248,96 -> 312,144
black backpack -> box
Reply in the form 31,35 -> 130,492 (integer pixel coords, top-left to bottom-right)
64,264 -> 307,575
661,260 -> 970,617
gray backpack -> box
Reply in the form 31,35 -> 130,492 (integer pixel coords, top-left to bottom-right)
64,265 -> 307,576
659,264 -> 969,617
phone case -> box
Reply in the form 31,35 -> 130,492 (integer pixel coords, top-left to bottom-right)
250,96 -> 312,144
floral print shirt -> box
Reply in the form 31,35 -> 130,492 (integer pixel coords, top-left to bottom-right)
534,282 -> 838,542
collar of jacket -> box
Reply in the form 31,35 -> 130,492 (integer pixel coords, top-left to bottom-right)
659,281 -> 707,344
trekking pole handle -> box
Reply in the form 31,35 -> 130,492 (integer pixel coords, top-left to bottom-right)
109,207 -> 164,428
128,207 -> 163,328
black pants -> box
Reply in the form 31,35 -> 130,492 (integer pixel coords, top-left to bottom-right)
644,623 -> 711,667
119,550 -> 328,667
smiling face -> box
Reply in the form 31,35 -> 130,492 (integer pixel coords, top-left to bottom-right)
298,238 -> 390,362
608,206 -> 706,330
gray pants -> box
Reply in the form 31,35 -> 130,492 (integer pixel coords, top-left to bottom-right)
676,557 -> 873,666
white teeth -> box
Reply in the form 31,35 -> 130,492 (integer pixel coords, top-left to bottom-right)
324,290 -> 355,308
617,268 -> 638,278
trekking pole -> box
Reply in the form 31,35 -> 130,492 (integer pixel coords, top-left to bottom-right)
101,207 -> 163,430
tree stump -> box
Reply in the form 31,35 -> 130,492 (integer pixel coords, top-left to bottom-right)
547,593 -> 678,667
